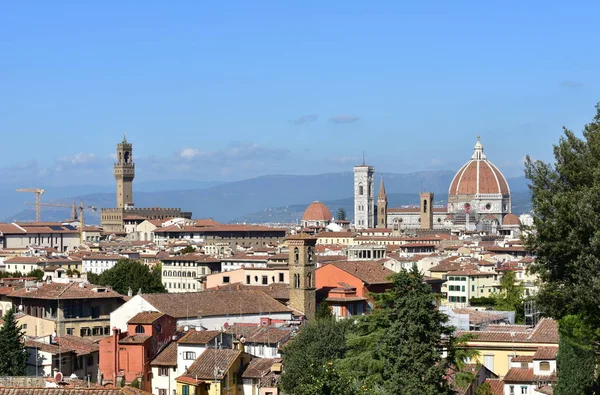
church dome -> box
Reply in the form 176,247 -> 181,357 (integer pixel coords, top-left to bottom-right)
302,201 -> 333,222
502,213 -> 521,226
449,137 -> 510,196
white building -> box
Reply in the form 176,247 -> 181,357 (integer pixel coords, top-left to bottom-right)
353,163 -> 375,229
82,254 -> 123,274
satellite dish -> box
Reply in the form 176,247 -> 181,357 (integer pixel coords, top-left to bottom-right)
52,332 -> 57,338
240,336 -> 246,344
184,326 -> 189,332
54,372 -> 63,382
18,305 -> 23,311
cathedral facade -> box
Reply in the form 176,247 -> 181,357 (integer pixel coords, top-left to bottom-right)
354,137 -> 520,235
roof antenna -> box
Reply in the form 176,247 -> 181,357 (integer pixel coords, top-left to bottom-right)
362,151 -> 365,165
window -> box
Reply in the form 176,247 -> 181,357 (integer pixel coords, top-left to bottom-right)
87,355 -> 94,366
294,248 -> 299,264
223,276 -> 230,284
246,275 -> 251,284
156,324 -> 162,333
483,355 -> 494,372
182,385 -> 189,395
472,285 -> 475,292
539,361 -> 550,371
359,185 -> 364,195
520,386 -> 527,394
135,325 -> 145,334
159,367 -> 169,376
279,273 -> 284,282
80,327 -> 91,337
22,324 -> 28,330
66,328 -> 74,335
159,390 -> 167,395
184,351 -> 196,360
262,275 -> 268,285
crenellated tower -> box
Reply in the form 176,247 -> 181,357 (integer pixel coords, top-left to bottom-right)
114,134 -> 135,208
287,234 -> 317,320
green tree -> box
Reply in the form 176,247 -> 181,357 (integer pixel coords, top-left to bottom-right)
0,308 -> 27,376
494,270 -> 524,323
26,268 -> 44,281
451,333 -> 481,390
178,245 -> 196,255
336,208 -> 347,221
475,382 -> 493,395
280,318 -> 352,395
525,103 -> 600,387
554,315 -> 596,395
315,302 -> 333,320
378,267 -> 454,394
91,259 -> 166,295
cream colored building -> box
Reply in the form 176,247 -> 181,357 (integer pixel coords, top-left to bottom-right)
16,313 -> 56,338
161,253 -> 221,293
205,267 -> 289,289
446,269 -> 499,306
315,232 -> 356,246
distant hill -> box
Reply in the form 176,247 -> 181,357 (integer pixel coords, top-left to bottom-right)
3,172 -> 531,224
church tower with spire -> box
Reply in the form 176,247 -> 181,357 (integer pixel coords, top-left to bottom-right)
114,134 -> 135,208
377,178 -> 388,228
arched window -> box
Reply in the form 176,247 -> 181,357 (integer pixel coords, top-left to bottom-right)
294,274 -> 300,288
306,272 -> 312,288
539,361 -> 550,371
423,200 -> 428,213
307,247 -> 313,263
163,271 -> 167,276
294,248 -> 299,264
359,185 -> 364,195
135,325 -> 145,334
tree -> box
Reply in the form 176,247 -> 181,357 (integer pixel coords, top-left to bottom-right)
451,333 -> 481,390
475,382 -> 493,395
494,270 -> 524,323
554,315 -> 596,395
178,245 -> 196,255
315,302 -> 333,320
91,259 -> 166,295
377,267 -> 454,394
0,308 -> 27,376
280,318 -> 353,395
525,103 -> 600,387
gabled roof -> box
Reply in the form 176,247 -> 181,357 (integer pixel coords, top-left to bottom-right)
151,341 -> 178,366
325,261 -> 395,285
128,311 -> 165,325
177,349 -> 242,380
177,330 -> 221,345
141,289 -> 292,318
242,357 -> 282,378
9,282 -> 123,300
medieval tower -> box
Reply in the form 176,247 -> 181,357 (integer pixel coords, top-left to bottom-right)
377,178 -> 387,228
114,134 -> 135,208
287,234 -> 317,320
420,192 -> 434,230
353,163 -> 375,229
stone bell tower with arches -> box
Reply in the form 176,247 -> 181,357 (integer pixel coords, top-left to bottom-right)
287,234 -> 317,320
114,133 -> 135,208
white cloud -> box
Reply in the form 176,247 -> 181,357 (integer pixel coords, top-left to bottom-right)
329,114 -> 360,124
180,148 -> 201,159
58,152 -> 96,165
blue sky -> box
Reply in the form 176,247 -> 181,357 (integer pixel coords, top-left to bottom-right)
1,1 -> 599,186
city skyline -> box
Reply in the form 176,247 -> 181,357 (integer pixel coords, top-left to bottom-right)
2,1 -> 599,186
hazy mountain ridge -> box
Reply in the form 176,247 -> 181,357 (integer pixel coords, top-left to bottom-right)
3,172 -> 530,224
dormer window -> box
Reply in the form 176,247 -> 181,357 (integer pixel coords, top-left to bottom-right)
539,361 -> 550,371
135,325 -> 145,334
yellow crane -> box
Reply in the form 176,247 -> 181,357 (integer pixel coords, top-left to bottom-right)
24,201 -> 98,242
16,188 -> 45,222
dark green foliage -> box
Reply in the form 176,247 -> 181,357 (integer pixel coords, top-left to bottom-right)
315,302 -> 333,320
178,245 -> 196,255
280,318 -> 353,395
89,259 -> 165,295
525,103 -> 600,387
494,270 -> 524,323
336,208 -> 347,221
0,308 -> 27,376
0,269 -> 45,281
451,333 -> 481,390
554,316 -> 596,395
129,377 -> 141,389
468,296 -> 496,307
378,267 -> 454,394
475,382 -> 493,395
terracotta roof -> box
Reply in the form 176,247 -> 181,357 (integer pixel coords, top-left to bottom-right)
178,330 -> 221,345
161,253 -> 220,263
128,311 -> 165,325
327,261 -> 395,285
316,232 -> 356,238
502,213 -> 521,226
208,282 -> 290,301
9,282 -> 123,300
484,379 -> 504,395
225,325 -> 291,344
302,201 -> 332,222
511,355 -> 533,363
462,318 -> 558,344
156,224 -> 286,234
119,334 -> 152,344
242,357 -> 282,378
528,319 -> 559,343
178,349 -> 241,380
54,335 -> 99,355
533,347 -> 558,360
503,368 -> 533,383
0,389 -> 150,395
141,289 -> 291,318
151,341 -> 178,366
25,340 -> 71,354
0,224 -> 26,234
449,142 -> 510,196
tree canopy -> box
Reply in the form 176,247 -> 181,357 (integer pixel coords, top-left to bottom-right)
87,258 -> 165,295
0,308 -> 27,376
525,103 -> 600,389
494,270 -> 525,323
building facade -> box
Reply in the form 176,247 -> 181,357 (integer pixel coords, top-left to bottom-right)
287,234 -> 317,320
353,163 -> 375,229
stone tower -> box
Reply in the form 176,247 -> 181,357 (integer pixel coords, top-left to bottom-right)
114,134 -> 135,208
287,234 -> 317,320
420,192 -> 434,230
377,178 -> 387,228
353,163 -> 375,229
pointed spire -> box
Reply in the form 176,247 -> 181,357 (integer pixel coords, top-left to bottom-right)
472,135 -> 486,160
122,131 -> 128,144
378,177 -> 387,202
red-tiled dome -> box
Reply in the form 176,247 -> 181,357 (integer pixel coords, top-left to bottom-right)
502,213 -> 521,226
449,137 -> 510,196
302,201 -> 332,222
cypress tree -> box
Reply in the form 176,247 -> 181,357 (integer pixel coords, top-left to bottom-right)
0,308 -> 27,376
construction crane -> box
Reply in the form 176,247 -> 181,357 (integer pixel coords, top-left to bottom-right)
24,201 -> 97,242
16,188 -> 45,222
